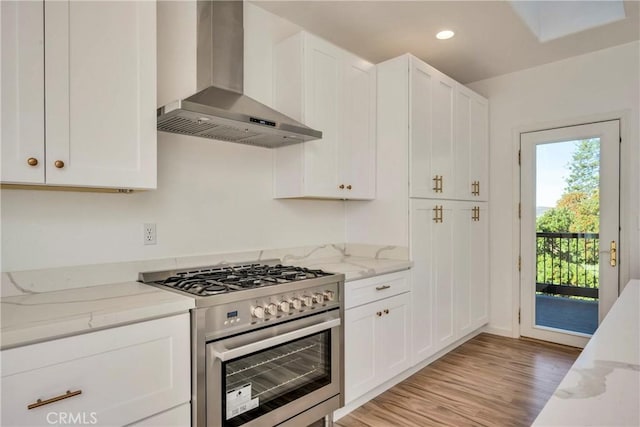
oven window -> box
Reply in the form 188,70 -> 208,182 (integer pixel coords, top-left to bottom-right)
222,330 -> 331,426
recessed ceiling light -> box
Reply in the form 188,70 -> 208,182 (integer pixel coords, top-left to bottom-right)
436,30 -> 455,40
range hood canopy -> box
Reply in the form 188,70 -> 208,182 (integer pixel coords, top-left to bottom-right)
157,1 -> 322,148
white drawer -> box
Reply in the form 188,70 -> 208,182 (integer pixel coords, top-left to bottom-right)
1,314 -> 190,427
345,270 -> 410,309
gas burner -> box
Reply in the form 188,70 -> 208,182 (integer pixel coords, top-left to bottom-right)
141,262 -> 334,297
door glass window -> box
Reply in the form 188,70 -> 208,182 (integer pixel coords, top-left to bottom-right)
222,331 -> 331,427
535,138 -> 600,334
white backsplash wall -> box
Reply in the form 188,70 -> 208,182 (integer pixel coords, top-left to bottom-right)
0,2 -> 346,272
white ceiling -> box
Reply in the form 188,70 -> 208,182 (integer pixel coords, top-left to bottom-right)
253,0 -> 640,83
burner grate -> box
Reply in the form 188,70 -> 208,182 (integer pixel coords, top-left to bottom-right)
149,264 -> 333,296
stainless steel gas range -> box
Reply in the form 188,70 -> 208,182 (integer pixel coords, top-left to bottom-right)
139,262 -> 345,427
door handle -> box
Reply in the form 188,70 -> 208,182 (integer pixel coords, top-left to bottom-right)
610,240 -> 617,267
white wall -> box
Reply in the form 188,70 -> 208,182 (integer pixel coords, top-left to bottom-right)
468,41 -> 640,336
0,2 -> 345,272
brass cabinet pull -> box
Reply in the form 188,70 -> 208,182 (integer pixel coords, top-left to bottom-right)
346,185 -> 352,190
432,175 -> 443,193
28,390 -> 82,410
471,181 -> 480,196
383,309 -> 389,315
376,311 -> 382,317
54,160 -> 65,169
338,184 -> 345,189
27,157 -> 39,166
375,285 -> 391,291
610,241 -> 617,267
472,206 -> 480,221
433,205 -> 443,223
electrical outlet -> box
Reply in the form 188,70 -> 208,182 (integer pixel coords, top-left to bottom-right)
144,223 -> 157,245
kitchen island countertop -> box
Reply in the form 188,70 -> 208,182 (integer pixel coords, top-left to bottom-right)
533,279 -> 640,426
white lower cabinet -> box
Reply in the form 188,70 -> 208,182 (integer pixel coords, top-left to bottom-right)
1,314 -> 190,427
344,271 -> 412,403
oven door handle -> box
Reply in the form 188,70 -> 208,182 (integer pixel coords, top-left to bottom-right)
210,318 -> 341,362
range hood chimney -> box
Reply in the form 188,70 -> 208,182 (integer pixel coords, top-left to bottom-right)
157,1 -> 322,148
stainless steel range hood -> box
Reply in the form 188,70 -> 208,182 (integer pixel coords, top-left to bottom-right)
157,1 -> 322,148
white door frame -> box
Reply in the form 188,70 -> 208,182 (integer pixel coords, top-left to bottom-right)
509,111 -> 632,340
520,120 -> 619,347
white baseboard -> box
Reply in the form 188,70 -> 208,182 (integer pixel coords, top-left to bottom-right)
482,324 -> 517,338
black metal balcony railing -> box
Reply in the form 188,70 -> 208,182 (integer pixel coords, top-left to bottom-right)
536,232 -> 599,299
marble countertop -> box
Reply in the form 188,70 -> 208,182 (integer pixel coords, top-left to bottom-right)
533,280 -> 640,426
293,256 -> 412,282
0,244 -> 410,350
0,282 -> 195,350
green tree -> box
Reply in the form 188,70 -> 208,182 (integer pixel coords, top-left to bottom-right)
564,138 -> 599,195
536,207 -> 574,232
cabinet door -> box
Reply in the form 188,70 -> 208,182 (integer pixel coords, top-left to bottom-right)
409,58 -> 455,199
344,292 -> 411,403
344,302 -> 377,403
454,202 -> 490,338
376,292 -> 412,382
410,200 -> 435,363
44,1 -> 156,189
302,34 -> 342,197
469,93 -> 489,201
469,203 -> 489,329
1,1 -> 45,184
456,86 -> 489,201
411,199 -> 456,361
340,55 -> 376,200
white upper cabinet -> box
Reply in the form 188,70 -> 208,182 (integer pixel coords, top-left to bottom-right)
456,85 -> 489,201
1,1 -> 46,184
401,55 -> 488,201
1,0 -> 157,190
273,32 -> 376,200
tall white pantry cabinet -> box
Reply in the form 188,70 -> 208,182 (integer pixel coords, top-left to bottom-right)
377,54 -> 490,364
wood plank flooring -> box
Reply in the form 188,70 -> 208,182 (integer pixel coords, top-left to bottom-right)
335,333 -> 581,427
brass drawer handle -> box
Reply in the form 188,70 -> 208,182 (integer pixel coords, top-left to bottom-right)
54,160 -> 65,169
383,309 -> 389,315
28,390 -> 82,410
376,311 -> 382,317
346,185 -> 352,190
27,157 -> 39,166
339,184 -> 345,189
375,285 -> 391,291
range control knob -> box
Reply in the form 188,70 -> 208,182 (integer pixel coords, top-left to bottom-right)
302,295 -> 313,307
324,290 -> 335,301
313,293 -> 325,304
252,305 -> 265,319
278,301 -> 291,313
291,299 -> 303,310
266,303 -> 278,316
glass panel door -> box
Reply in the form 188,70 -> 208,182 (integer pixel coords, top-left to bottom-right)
223,331 -> 331,427
520,120 -> 619,347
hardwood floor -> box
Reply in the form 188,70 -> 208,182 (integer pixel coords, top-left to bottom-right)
335,333 -> 581,427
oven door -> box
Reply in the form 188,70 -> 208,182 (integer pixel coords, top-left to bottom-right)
206,310 -> 341,427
